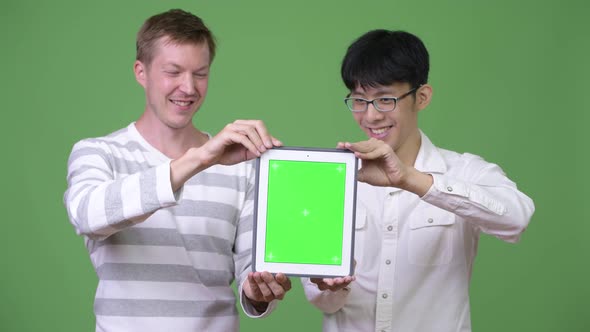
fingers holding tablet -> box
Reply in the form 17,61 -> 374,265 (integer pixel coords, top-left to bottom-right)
202,120 -> 283,166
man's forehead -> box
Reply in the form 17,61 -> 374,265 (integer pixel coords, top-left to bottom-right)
150,37 -> 210,65
351,83 -> 410,95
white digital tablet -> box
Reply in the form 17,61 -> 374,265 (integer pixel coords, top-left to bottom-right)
253,147 -> 358,278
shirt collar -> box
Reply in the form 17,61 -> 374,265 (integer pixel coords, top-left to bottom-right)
413,130 -> 447,174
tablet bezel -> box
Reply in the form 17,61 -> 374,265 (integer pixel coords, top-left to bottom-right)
253,146 -> 358,278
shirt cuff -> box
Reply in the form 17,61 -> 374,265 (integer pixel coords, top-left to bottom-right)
239,281 -> 278,318
156,161 -> 184,206
422,173 -> 506,215
421,173 -> 467,210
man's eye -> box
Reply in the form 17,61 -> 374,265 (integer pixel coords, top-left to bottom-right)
194,73 -> 208,78
165,71 -> 180,75
378,98 -> 395,104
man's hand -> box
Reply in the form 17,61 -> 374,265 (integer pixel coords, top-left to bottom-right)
338,139 -> 432,196
338,138 -> 407,187
310,275 -> 356,292
201,119 -> 282,167
243,271 -> 292,312
171,120 -> 281,192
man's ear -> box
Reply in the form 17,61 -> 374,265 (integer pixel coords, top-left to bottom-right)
415,84 -> 433,112
134,60 -> 147,88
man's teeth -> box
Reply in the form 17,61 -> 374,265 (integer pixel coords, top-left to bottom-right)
171,100 -> 192,106
371,128 -> 388,134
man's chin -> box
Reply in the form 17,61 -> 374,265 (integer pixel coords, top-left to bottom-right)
164,117 -> 194,130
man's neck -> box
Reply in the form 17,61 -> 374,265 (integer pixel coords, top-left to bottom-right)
396,130 -> 422,167
135,111 -> 208,159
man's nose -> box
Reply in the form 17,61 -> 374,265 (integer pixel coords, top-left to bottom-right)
365,102 -> 384,121
180,74 -> 196,95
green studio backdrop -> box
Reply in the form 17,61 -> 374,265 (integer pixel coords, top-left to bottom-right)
1,0 -> 588,331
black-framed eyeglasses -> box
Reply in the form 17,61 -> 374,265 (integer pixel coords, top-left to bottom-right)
344,86 -> 420,112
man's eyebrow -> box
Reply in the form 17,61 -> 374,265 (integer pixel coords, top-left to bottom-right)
162,63 -> 209,72
374,89 -> 398,96
194,65 -> 210,72
162,63 -> 182,69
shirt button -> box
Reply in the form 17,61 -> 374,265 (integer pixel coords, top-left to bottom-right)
385,259 -> 391,265
382,293 -> 388,299
387,225 -> 393,231
427,218 -> 434,223
447,186 -> 453,192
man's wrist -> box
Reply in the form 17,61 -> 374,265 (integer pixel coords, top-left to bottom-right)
248,298 -> 269,312
170,148 -> 208,192
402,168 -> 433,197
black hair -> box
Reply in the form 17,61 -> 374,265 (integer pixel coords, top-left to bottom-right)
341,30 -> 429,90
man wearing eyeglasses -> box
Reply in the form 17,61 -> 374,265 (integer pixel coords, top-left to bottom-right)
302,30 -> 535,332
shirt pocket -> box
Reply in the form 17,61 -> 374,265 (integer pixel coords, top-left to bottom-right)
408,204 -> 456,266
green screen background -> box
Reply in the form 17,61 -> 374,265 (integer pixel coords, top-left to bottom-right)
265,160 -> 345,265
1,0 -> 588,331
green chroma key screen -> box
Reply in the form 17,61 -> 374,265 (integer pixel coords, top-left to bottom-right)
265,159 -> 346,265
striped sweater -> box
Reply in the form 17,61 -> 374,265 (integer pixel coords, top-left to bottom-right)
64,123 -> 269,332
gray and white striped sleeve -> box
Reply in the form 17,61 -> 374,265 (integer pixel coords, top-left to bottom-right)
63,140 -> 179,240
234,162 -> 277,317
